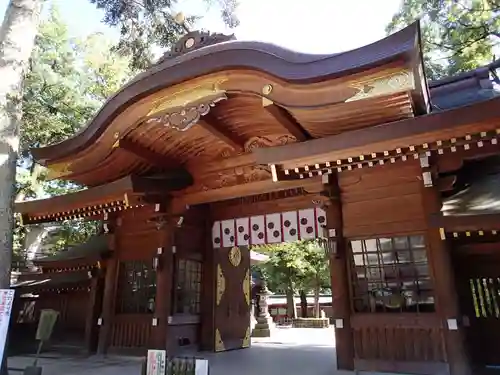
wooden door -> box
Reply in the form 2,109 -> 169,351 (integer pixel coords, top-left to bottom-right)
214,246 -> 251,352
455,253 -> 500,370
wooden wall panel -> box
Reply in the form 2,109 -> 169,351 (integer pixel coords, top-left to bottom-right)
175,206 -> 206,257
351,314 -> 447,374
117,205 -> 163,261
39,291 -> 89,340
110,314 -> 152,350
340,160 -> 426,238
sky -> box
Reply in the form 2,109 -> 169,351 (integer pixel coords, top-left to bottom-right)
0,0 -> 402,55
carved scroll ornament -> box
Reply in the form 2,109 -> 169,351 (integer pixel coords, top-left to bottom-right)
146,93 -> 227,132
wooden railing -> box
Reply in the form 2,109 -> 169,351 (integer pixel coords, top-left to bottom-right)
110,314 -> 152,349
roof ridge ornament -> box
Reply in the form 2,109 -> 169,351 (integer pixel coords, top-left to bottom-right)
158,30 -> 236,63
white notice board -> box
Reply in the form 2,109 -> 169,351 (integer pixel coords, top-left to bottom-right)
0,289 -> 15,362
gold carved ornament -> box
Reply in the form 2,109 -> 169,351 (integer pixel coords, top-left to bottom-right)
46,161 -> 73,180
345,70 -> 414,102
229,246 -> 242,267
243,269 -> 250,306
216,264 -> 225,306
145,94 -> 227,132
242,327 -> 250,348
144,78 -> 228,132
215,329 -> 225,352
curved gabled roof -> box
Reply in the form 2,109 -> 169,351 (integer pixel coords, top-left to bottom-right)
32,22 -> 422,164
26,22 -> 426,192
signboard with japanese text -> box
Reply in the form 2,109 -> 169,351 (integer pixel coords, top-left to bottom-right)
147,349 -> 166,375
0,289 -> 15,362
36,309 -> 59,341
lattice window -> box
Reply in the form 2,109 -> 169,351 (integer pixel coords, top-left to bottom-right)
469,277 -> 500,318
349,235 -> 435,313
172,259 -> 202,315
115,261 -> 157,314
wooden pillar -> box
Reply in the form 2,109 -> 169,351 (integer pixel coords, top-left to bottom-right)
150,220 -> 175,350
324,174 -> 355,371
97,253 -> 118,354
84,276 -> 99,354
200,205 -> 215,351
420,159 -> 471,375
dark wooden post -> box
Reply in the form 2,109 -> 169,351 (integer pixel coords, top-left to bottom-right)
84,275 -> 99,354
150,219 -> 175,350
324,173 -> 355,371
97,250 -> 118,354
200,205 -> 215,351
420,158 -> 471,375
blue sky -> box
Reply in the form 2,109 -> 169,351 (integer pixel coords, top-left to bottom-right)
0,0 -> 401,54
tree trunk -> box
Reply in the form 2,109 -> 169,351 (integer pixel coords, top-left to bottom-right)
314,280 -> 321,318
0,1 -> 43,373
285,286 -> 297,320
299,289 -> 308,318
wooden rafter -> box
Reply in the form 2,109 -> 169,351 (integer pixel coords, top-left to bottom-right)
114,137 -> 176,169
430,213 -> 500,232
264,103 -> 311,142
198,113 -> 245,152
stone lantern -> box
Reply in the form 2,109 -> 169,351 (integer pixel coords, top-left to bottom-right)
251,281 -> 274,337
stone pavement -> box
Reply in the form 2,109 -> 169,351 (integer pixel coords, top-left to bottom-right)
7,327 -> 404,375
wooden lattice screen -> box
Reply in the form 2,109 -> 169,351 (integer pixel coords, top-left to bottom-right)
469,277 -> 500,318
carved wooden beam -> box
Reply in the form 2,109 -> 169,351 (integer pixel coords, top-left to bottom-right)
264,103 -> 311,142
186,153 -> 256,174
198,113 -> 245,152
114,137 -> 177,169
172,177 -> 323,210
210,193 -> 326,221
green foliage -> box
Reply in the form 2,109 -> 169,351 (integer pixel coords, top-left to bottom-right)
89,0 -> 239,70
14,7 -> 132,265
44,220 -> 101,254
21,6 -> 133,154
387,0 -> 500,79
255,240 -> 330,294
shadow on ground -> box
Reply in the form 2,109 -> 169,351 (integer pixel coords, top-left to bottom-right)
8,328 -> 337,375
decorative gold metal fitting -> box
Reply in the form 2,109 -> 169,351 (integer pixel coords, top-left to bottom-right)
262,84 -> 273,95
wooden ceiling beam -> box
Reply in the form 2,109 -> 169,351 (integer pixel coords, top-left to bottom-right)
198,113 -> 245,152
115,137 -> 177,169
264,103 -> 311,142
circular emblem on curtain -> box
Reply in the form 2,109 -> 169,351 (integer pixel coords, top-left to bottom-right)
229,246 -> 242,267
